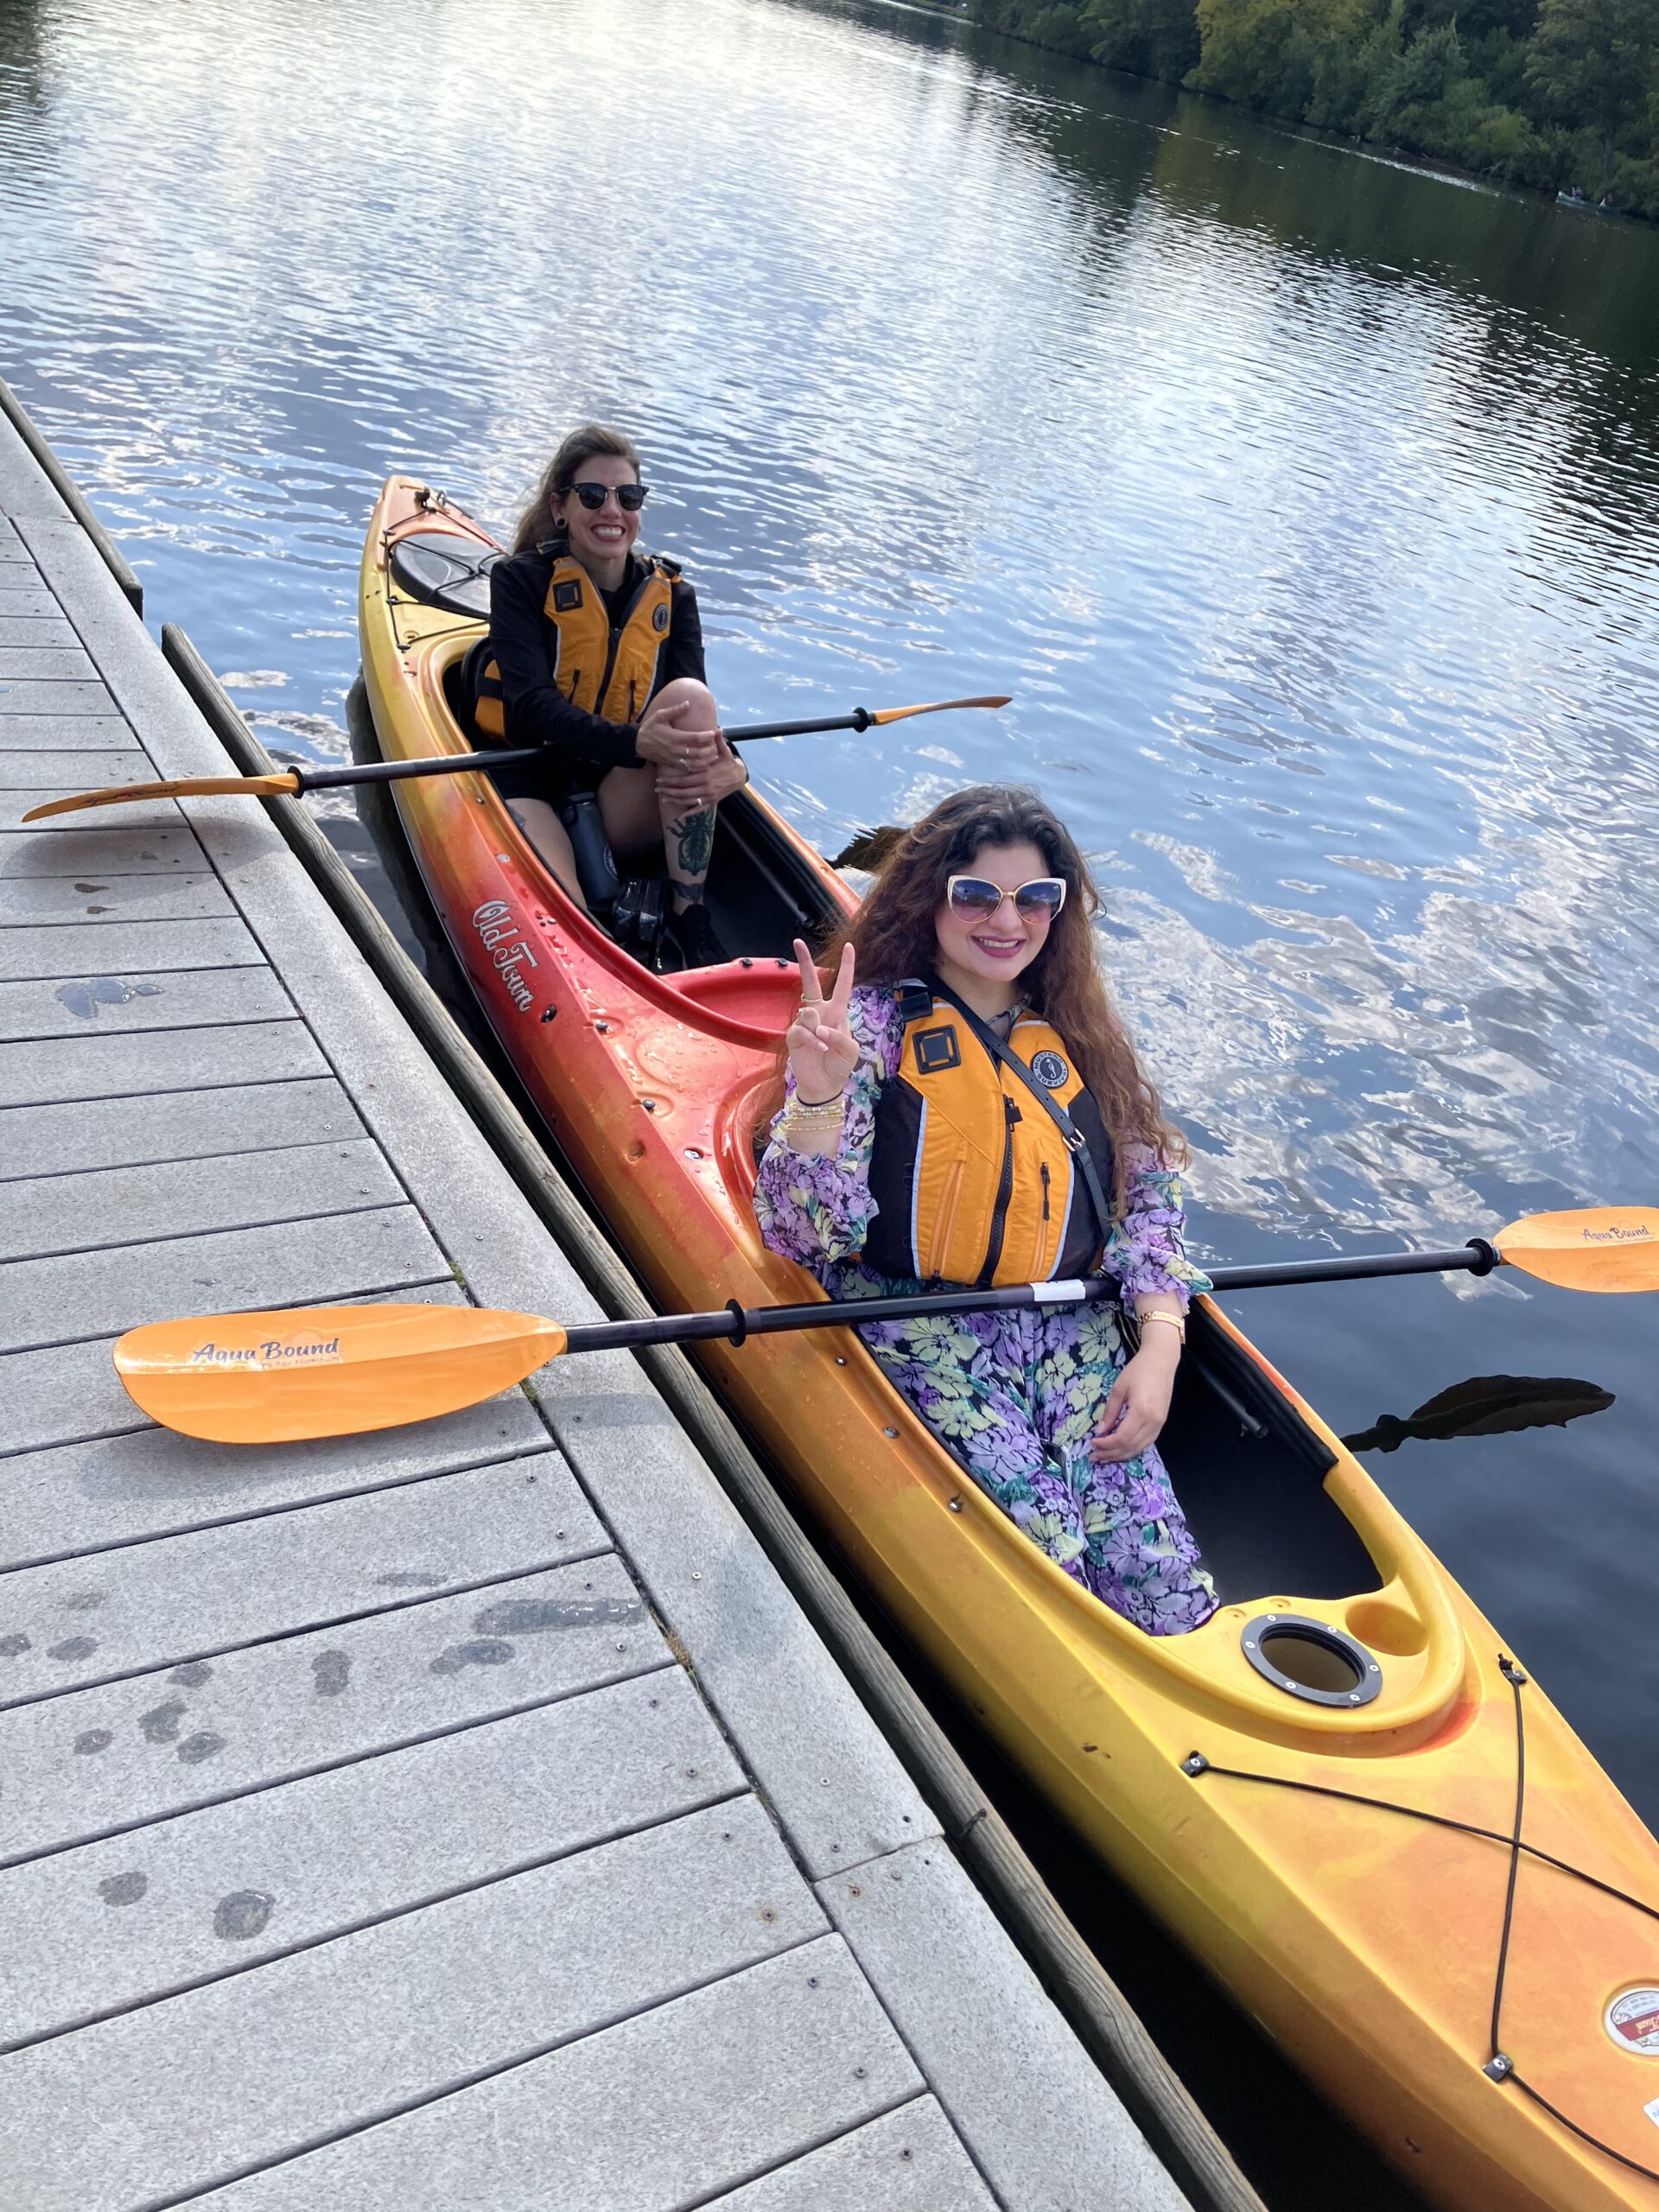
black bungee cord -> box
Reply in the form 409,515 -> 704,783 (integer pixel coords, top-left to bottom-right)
1181,1656 -> 1659,2185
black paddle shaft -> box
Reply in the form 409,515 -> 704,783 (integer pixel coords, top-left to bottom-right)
287,709 -> 881,795
558,1239 -> 1499,1358
1209,1240 -> 1497,1291
563,1274 -> 1118,1357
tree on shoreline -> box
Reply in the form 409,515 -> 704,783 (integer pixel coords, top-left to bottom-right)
1528,0 -> 1658,183
972,0 -> 1659,214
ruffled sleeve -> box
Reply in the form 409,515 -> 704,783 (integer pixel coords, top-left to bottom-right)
753,985 -> 904,1270
1099,1146 -> 1212,1308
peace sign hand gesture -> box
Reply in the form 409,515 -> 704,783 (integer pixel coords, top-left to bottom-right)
787,939 -> 859,1103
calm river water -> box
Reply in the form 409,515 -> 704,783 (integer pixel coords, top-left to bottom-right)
4,0 -> 1656,2195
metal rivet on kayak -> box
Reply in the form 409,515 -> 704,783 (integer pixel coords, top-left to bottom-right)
835,1356 -> 847,1365
1181,1753 -> 1209,1776
948,1497 -> 963,1512
1244,1639 -> 1257,1650
884,1427 -> 899,1438
595,1020 -> 609,1033
1484,2053 -> 1513,2082
643,1099 -> 657,1111
741,957 -> 753,968
683,1147 -> 702,1160
776,957 -> 788,967
691,1571 -> 702,1580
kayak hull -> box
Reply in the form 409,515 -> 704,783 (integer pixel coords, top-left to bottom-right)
359,478 -> 1659,2211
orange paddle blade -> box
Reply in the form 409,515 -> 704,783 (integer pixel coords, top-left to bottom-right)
22,773 -> 302,822
869,695 -> 1012,725
1494,1207 -> 1659,1293
113,1303 -> 567,1444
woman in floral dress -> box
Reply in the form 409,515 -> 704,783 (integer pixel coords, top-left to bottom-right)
753,785 -> 1217,1636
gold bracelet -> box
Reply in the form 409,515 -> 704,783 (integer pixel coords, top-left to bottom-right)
781,1091 -> 846,1135
1139,1311 -> 1185,1343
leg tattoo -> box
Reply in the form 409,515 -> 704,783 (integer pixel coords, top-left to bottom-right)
668,807 -> 715,911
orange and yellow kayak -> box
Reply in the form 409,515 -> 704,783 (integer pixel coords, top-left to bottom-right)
359,476 -> 1659,2212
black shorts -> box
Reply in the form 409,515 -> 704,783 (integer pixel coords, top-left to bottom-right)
480,750 -> 576,808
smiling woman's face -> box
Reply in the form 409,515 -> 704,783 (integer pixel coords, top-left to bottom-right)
932,838 -> 1056,992
552,451 -> 642,576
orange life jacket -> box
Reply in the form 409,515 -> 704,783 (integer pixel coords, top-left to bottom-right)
863,982 -> 1114,1287
472,545 -> 679,740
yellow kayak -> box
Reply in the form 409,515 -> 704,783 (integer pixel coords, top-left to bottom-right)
359,478 -> 1659,2211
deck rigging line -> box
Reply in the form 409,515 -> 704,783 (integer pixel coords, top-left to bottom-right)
1182,1659 -> 1659,2185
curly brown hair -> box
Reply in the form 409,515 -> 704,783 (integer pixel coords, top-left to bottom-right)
818,785 -> 1186,1209
513,423 -> 643,554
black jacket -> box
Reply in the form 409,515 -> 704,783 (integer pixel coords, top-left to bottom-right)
482,541 -> 705,775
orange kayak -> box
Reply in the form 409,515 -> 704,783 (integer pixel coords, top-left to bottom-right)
359,476 -> 1659,2211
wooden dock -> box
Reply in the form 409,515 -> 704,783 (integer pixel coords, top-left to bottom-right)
0,402 -> 1192,2209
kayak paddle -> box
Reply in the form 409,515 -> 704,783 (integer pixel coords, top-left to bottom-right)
20,696 -> 1013,822
112,1205 -> 1658,1445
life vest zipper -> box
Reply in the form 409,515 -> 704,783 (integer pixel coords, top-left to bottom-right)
597,565 -> 658,718
976,1095 -> 1020,1289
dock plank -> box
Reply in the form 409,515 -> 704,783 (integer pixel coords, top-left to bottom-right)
0,1374 -> 550,1567
0,1138 -> 404,1262
0,715 -> 138,750
3,1802 -> 820,2212
0,1671 -> 740,2050
0,1453 -> 602,1705
0,1205 -> 448,1352
186,1940 -> 918,2212
0,679 -> 119,715
0,914 -> 263,982
0,620 -> 79,648
707,2102 -> 996,2209
0,961 -> 289,1042
0,588 -> 63,617
0,749 -> 159,787
0,1554 -> 662,1866
0,870 -> 232,924
0,821 -> 199,874
0,1020 -> 323,1111
0,1076 -> 361,1180
0,646 -> 99,680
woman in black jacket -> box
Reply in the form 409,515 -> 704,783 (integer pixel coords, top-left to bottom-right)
468,423 -> 746,966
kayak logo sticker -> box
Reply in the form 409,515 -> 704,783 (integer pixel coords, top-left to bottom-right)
1031,1049 -> 1070,1090
189,1337 -> 341,1368
473,899 -> 540,1014
1605,1987 -> 1659,2054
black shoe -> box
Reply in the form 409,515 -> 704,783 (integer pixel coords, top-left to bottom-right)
671,904 -> 728,968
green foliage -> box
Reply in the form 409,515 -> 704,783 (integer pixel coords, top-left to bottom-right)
1084,0 -> 1202,79
970,0 -> 1659,213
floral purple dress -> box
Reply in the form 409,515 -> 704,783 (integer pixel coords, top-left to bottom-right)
753,984 -> 1217,1637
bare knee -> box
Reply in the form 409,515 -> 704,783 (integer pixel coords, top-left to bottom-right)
640,677 -> 718,731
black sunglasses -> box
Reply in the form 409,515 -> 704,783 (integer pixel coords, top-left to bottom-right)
947,874 -> 1067,920
569,480 -> 649,512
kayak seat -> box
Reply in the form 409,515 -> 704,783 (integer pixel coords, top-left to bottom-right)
1161,1310 -> 1382,1603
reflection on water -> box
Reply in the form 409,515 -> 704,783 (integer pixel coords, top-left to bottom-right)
3,0 -> 1656,2185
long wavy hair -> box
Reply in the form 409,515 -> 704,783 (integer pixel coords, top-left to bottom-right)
814,785 -> 1186,1209
513,423 -> 643,554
